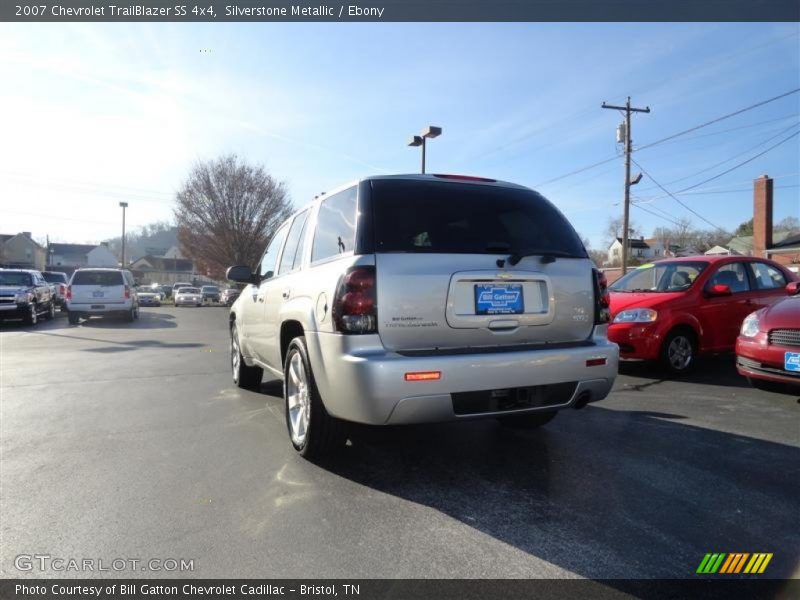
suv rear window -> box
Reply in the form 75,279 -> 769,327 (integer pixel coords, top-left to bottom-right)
72,271 -> 124,286
370,180 -> 587,257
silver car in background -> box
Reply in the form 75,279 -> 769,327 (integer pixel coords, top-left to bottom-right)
174,286 -> 203,307
227,174 -> 618,459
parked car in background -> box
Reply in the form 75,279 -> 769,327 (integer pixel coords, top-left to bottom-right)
736,281 -> 800,391
221,287 -> 240,306
171,282 -> 192,299
67,268 -> 139,324
227,173 -> 618,459
42,271 -> 69,310
174,286 -> 202,307
201,285 -> 221,304
150,285 -> 167,301
0,268 -> 56,325
137,286 -> 162,307
608,256 -> 797,374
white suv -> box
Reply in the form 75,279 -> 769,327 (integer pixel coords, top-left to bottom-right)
67,268 -> 139,324
227,174 -> 618,459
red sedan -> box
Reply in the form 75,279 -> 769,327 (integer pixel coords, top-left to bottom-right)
736,281 -> 800,391
607,256 -> 797,374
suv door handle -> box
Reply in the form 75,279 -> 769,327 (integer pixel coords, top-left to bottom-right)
282,288 -> 291,299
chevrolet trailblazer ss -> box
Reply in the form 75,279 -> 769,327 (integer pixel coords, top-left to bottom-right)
227,174 -> 618,459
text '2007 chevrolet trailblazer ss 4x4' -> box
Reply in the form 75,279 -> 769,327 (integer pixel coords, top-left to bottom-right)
227,174 -> 618,459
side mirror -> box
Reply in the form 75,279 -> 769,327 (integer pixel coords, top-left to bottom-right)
707,283 -> 732,297
786,281 -> 800,296
226,265 -> 255,284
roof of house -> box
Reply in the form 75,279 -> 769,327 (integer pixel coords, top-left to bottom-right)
771,233 -> 800,249
1,232 -> 44,248
0,234 -> 14,244
49,243 -> 98,256
130,255 -> 193,272
615,237 -> 650,249
727,231 -> 793,255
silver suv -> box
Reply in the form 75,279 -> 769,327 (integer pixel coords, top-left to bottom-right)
227,174 -> 618,459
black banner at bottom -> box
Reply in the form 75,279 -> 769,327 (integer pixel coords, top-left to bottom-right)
1,579 -> 798,600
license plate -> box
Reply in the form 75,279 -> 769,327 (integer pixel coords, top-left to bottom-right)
92,291 -> 104,298
91,305 -> 105,309
785,352 -> 800,372
475,283 -> 524,315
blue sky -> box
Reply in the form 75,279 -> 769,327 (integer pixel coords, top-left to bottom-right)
0,22 -> 798,251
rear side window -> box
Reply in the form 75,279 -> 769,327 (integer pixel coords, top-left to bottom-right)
369,180 -> 587,257
72,271 -> 123,286
259,223 -> 290,279
278,210 -> 310,274
312,187 -> 357,262
748,262 -> 786,290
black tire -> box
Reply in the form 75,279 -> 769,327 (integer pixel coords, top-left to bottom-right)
497,411 -> 558,429
284,336 -> 345,460
23,304 -> 38,326
68,312 -> 80,325
46,301 -> 56,320
125,307 -> 135,322
660,328 -> 697,375
230,322 -> 263,390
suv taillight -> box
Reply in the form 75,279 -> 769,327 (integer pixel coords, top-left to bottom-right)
332,266 -> 377,334
124,285 -> 130,299
593,268 -> 610,325
59,283 -> 66,295
66,285 -> 72,300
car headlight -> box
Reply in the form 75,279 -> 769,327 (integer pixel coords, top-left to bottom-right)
14,293 -> 30,303
740,313 -> 760,338
613,308 -> 658,323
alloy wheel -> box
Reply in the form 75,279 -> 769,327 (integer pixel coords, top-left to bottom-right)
286,352 -> 310,446
668,335 -> 693,371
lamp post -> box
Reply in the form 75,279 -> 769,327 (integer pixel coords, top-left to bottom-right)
119,202 -> 128,267
407,125 -> 442,174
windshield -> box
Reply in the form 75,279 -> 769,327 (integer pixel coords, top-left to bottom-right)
179,287 -> 200,294
610,261 -> 709,293
202,286 -> 219,292
371,179 -> 588,257
0,271 -> 32,286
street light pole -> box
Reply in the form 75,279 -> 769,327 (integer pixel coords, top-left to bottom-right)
119,202 -> 128,267
408,126 -> 442,174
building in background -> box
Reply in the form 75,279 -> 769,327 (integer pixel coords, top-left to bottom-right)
0,232 -> 47,270
129,255 -> 195,285
47,242 -> 118,275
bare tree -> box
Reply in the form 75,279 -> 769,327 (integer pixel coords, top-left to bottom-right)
776,215 -> 800,234
604,216 -> 640,246
174,155 -> 293,279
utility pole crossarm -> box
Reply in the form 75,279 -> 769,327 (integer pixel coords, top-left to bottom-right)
602,96 -> 651,275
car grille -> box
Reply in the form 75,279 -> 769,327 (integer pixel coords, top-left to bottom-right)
769,329 -> 800,347
0,296 -> 15,304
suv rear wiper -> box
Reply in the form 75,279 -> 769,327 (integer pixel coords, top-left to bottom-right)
509,250 -> 580,266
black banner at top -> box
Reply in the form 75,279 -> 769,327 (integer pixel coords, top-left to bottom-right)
2,0 -> 800,22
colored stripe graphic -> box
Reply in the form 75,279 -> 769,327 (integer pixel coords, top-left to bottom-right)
719,553 -> 749,573
697,553 -> 727,574
744,553 -> 773,574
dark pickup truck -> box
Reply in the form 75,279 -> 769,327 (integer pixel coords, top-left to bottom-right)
0,268 -> 56,325
42,271 -> 69,310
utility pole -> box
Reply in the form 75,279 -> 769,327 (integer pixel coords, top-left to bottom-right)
119,202 -> 128,267
602,97 -> 650,275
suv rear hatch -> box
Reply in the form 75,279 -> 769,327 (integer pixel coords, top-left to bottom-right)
369,177 -> 595,352
70,270 -> 127,304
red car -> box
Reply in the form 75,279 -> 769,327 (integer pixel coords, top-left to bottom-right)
735,281 -> 800,391
607,256 -> 797,374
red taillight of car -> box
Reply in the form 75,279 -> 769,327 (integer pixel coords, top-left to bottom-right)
332,266 -> 377,334
593,268 -> 610,325
124,285 -> 130,299
405,371 -> 441,381
59,283 -> 66,295
66,285 -> 72,300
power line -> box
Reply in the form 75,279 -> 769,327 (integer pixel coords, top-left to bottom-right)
630,201 -> 683,227
674,129 -> 800,194
635,121 -> 800,193
636,88 -> 800,152
631,158 -> 721,231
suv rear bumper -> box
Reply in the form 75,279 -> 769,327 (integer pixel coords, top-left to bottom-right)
306,332 -> 618,425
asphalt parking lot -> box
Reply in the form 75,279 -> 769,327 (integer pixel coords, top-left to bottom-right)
1,307 -> 798,579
